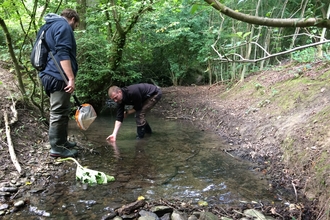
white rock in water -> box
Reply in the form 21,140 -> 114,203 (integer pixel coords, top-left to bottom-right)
14,200 -> 25,207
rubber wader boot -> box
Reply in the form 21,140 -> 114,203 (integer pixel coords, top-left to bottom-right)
49,122 -> 77,157
145,122 -> 152,134
64,141 -> 77,148
50,145 -> 78,158
136,125 -> 146,139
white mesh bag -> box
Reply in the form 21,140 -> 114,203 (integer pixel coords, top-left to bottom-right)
75,103 -> 97,130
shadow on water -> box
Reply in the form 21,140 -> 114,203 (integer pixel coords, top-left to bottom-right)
11,115 -> 277,219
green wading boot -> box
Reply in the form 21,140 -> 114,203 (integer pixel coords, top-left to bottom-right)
64,141 -> 77,148
50,145 -> 78,158
48,120 -> 77,157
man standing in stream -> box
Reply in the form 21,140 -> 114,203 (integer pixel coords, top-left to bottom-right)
106,83 -> 162,142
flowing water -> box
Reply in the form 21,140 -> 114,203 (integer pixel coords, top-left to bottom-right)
8,114 -> 278,219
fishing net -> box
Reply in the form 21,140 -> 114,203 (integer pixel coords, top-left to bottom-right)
75,103 -> 97,130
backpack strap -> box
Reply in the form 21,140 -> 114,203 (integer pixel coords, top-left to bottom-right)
36,23 -> 52,39
37,23 -> 52,51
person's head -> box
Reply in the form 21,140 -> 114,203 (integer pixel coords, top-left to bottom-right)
108,86 -> 123,104
61,9 -> 80,31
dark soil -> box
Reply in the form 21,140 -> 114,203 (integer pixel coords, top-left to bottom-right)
1,60 -> 330,219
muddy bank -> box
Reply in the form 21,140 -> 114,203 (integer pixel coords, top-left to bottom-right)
154,61 -> 330,219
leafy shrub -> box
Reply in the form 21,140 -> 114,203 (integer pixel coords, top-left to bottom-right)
292,47 -> 317,63
75,32 -> 112,110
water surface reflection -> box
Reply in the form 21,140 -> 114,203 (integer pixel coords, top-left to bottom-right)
10,115 -> 276,219
72,115 -> 274,202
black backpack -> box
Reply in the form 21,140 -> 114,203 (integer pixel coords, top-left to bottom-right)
30,24 -> 51,71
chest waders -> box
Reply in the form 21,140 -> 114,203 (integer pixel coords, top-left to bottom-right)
48,90 -> 78,157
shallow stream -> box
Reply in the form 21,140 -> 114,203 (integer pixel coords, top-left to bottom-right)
9,115 -> 278,219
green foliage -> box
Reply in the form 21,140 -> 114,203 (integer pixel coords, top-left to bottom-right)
234,31 -> 251,39
121,1 -> 212,86
292,48 -> 317,63
271,88 -> 278,96
75,31 -> 113,108
254,82 -> 263,90
314,151 -> 330,183
75,4 -> 151,107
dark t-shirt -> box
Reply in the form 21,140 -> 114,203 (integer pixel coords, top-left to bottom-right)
116,83 -> 160,122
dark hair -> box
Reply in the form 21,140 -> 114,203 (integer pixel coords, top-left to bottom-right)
61,9 -> 80,23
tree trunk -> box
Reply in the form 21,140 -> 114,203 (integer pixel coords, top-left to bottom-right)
317,3 -> 330,58
253,26 -> 262,70
208,60 -> 212,85
77,0 -> 87,30
0,17 -> 26,96
240,0 -> 261,82
230,20 -> 236,81
261,28 -> 271,69
105,0 -> 153,72
289,0 -> 308,60
273,0 -> 288,65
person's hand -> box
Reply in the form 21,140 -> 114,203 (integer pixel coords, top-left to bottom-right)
106,134 -> 116,142
64,79 -> 75,93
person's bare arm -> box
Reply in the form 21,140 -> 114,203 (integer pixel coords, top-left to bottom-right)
60,60 -> 75,93
106,120 -> 122,142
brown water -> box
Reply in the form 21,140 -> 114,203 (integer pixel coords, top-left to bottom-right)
7,115 -> 278,219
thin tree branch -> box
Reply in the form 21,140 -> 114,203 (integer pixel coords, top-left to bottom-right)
212,39 -> 330,63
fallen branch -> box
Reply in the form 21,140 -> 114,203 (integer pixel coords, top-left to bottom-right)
224,150 -> 241,161
9,96 -> 18,124
4,110 -> 22,173
166,116 -> 192,120
166,116 -> 178,120
116,199 -> 146,215
162,90 -> 178,94
224,149 -> 235,158
292,181 -> 298,202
